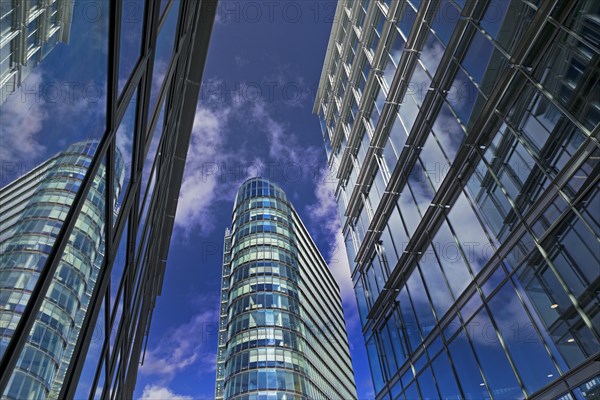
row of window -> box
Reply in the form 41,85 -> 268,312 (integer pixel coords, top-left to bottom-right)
233,209 -> 291,231
234,197 -> 290,218
229,291 -> 299,319
225,347 -> 309,378
232,235 -> 295,260
230,261 -> 299,285
226,327 -> 305,359
231,244 -> 296,270
233,221 -> 293,245
229,277 -> 299,304
224,369 -> 313,399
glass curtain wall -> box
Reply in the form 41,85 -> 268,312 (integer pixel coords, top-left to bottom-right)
314,1 -> 599,399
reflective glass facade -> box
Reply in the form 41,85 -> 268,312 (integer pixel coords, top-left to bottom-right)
216,178 -> 357,400
314,1 -> 599,399
0,0 -> 217,398
0,141 -> 123,399
0,0 -> 73,103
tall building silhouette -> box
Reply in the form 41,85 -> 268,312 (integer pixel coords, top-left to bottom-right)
216,178 -> 357,400
314,1 -> 599,399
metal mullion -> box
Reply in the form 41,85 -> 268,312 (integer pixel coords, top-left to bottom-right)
102,291 -> 111,398
112,78 -> 145,248
113,168 -> 165,378
119,243 -> 156,397
143,0 -> 185,144
372,137 -> 598,333
103,229 -> 147,398
53,0 -> 121,396
0,73 -> 115,399
137,0 -> 161,160
353,0 -> 479,226
125,1 -> 214,391
157,0 -> 174,32
116,0 -> 152,109
345,1 -> 474,220
84,288 -> 112,400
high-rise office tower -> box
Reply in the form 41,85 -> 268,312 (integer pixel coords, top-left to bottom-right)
0,140 -> 124,399
0,0 -> 74,103
314,1 -> 599,399
0,0 -> 217,398
215,177 -> 357,400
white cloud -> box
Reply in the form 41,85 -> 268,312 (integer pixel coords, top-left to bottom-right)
307,168 -> 355,306
0,71 -> 48,164
174,106 -> 230,235
247,100 -> 321,166
139,308 -> 218,382
174,79 -> 322,237
138,385 -> 192,400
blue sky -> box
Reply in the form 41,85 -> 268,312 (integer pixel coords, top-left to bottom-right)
0,1 -> 373,398
133,2 -> 374,399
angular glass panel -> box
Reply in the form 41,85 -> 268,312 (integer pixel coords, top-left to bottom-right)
421,133 -> 450,191
398,184 -> 421,238
432,102 -> 465,163
448,65 -> 479,129
389,113 -> 408,153
148,0 -> 180,114
432,222 -> 472,299
467,307 -> 522,398
448,330 -> 491,399
72,297 -> 106,399
118,0 -> 145,94
432,0 -> 460,45
406,269 -> 436,340
388,206 -> 409,257
420,31 -> 445,77
409,62 -> 432,107
398,3 -> 417,41
399,90 -> 421,133
366,334 -> 385,392
397,287 -> 421,353
447,191 -> 495,273
408,161 -> 435,216
418,250 -> 454,319
418,366 -> 441,400
431,351 -> 462,400
114,89 -> 137,225
390,26 -> 406,65
141,100 -> 165,205
488,281 -> 559,394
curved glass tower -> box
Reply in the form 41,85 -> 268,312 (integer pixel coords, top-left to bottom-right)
0,141 -> 124,399
216,177 -> 357,400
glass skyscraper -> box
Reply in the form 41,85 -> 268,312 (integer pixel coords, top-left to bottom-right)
216,177 -> 357,400
0,0 -> 218,398
0,141 -> 124,399
0,0 -> 74,103
314,1 -> 599,399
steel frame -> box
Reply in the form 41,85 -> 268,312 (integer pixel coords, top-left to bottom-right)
0,1 -> 217,398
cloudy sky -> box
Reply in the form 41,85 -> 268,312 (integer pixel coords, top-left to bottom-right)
0,0 -> 373,398
133,2 -> 374,398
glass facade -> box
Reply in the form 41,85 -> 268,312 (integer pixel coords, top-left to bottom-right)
0,141 -> 123,399
314,1 -> 599,399
0,0 -> 217,398
216,178 -> 357,400
0,0 -> 74,103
